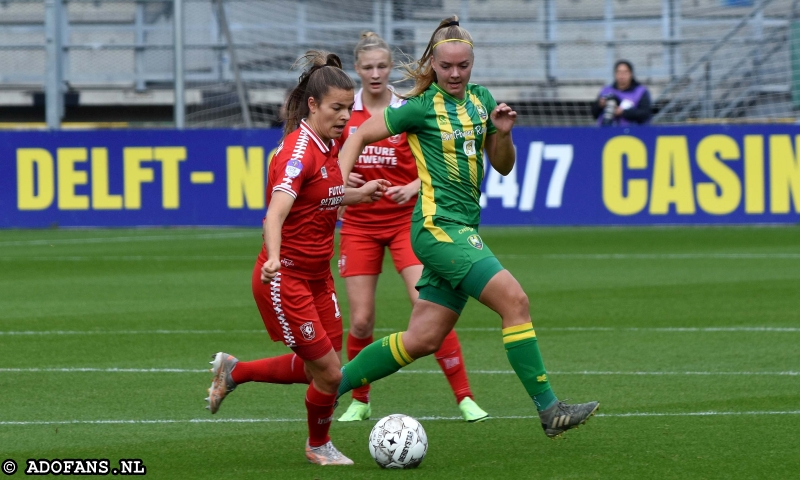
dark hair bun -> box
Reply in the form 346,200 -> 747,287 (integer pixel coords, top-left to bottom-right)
325,53 -> 343,69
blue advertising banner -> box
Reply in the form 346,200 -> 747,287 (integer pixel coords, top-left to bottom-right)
2,129 -> 281,228
1,125 -> 799,227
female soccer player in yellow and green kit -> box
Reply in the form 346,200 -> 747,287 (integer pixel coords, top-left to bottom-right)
337,31 -> 488,424
335,16 -> 599,438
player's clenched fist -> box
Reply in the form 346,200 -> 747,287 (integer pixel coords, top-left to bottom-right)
261,258 -> 281,283
361,179 -> 391,203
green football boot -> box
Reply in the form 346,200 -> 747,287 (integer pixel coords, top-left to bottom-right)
337,399 -> 371,422
458,397 -> 489,423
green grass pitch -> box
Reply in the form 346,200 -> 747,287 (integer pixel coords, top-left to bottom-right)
1,226 -> 799,479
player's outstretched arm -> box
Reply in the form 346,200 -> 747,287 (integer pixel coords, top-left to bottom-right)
485,103 -> 517,176
339,113 -> 393,180
261,192 -> 294,283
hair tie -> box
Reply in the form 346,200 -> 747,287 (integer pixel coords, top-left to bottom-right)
432,38 -> 473,50
446,20 -> 459,27
299,64 -> 327,82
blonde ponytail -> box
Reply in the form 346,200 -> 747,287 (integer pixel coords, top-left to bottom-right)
399,15 -> 474,99
354,31 -> 392,63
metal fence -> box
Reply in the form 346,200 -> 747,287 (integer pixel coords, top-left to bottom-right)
0,0 -> 796,128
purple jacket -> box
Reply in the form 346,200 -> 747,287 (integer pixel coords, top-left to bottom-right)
593,81 -> 652,126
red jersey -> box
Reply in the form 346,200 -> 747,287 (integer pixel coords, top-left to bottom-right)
340,88 -> 418,233
260,120 -> 345,279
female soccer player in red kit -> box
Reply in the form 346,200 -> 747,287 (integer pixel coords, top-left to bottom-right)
337,32 -> 488,423
204,51 -> 388,466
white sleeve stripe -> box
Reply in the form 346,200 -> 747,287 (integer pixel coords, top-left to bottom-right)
272,186 -> 297,198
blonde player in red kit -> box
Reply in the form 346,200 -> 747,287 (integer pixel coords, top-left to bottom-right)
204,51 -> 388,466
337,32 -> 489,423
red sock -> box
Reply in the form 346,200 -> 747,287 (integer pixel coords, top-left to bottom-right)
347,332 -> 373,403
305,382 -> 337,447
435,330 -> 474,404
230,354 -> 310,385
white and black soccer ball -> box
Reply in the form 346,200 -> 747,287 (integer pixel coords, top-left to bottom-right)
368,414 -> 428,469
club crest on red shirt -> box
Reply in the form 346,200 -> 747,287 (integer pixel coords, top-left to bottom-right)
300,322 -> 316,341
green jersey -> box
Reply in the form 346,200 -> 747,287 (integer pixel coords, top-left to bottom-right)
384,82 -> 497,230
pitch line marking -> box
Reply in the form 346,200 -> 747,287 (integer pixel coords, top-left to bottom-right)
0,255 -> 255,262
0,368 -> 210,373
388,326 -> 800,333
0,330 -> 257,336
398,370 -> 800,376
0,367 -> 797,376
2,411 -> 799,426
428,327 -> 800,333
501,253 -> 800,260
3,326 -> 799,336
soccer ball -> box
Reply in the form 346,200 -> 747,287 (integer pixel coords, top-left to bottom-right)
368,414 -> 428,469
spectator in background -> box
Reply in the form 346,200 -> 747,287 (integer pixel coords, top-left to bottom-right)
592,60 -> 652,126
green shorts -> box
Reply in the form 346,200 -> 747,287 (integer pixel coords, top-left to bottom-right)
411,216 -> 504,315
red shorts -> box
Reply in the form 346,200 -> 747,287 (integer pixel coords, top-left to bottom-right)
251,264 -> 343,361
338,224 -> 422,277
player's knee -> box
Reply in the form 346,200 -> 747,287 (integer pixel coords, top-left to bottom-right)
316,365 -> 342,391
327,367 -> 343,386
349,314 -> 375,338
303,364 -> 314,383
404,332 -> 441,358
507,288 -> 530,319
424,336 -> 444,356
